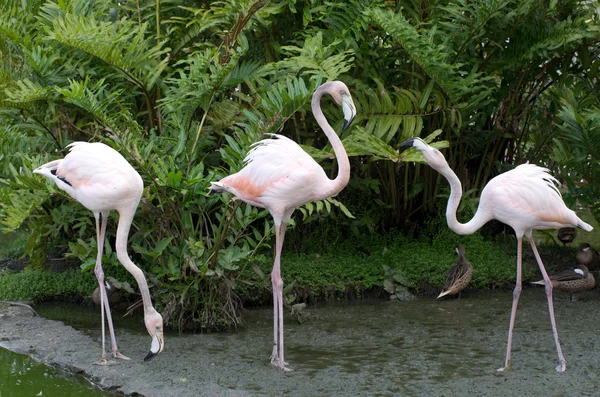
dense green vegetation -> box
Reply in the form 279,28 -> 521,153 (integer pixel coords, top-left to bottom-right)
0,270 -> 97,301
1,0 -> 599,330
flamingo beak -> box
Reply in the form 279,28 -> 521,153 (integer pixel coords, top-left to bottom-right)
400,137 -> 430,152
400,138 -> 415,147
341,95 -> 356,131
144,330 -> 164,362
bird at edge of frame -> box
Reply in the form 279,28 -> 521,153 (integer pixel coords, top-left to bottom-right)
531,265 -> 595,302
208,81 -> 356,372
34,141 -> 164,365
400,137 -> 593,373
437,243 -> 472,299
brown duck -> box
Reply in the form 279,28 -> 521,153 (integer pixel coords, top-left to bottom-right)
531,265 -> 595,300
92,279 -> 122,307
557,227 -> 576,246
576,243 -> 600,271
438,243 -> 473,299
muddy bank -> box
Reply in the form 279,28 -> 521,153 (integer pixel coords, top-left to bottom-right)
3,289 -> 600,396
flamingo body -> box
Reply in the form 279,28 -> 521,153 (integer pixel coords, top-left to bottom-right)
210,81 -> 356,371
212,134 -> 332,223
475,164 -> 588,235
34,142 -> 142,213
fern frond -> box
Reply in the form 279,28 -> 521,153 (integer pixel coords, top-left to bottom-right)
0,79 -> 54,111
55,77 -> 141,135
270,33 -> 354,81
370,7 -> 495,110
43,11 -> 169,91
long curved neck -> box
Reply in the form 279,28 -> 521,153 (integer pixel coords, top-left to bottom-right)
312,87 -> 350,199
437,164 -> 490,235
115,209 -> 155,315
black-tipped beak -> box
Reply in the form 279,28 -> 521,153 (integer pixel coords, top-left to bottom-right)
342,118 -> 353,132
144,350 -> 158,362
341,95 -> 356,132
400,138 -> 415,147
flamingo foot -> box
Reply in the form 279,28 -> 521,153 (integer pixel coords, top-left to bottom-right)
270,351 -> 291,371
112,351 -> 131,361
555,360 -> 566,373
271,359 -> 292,372
94,357 -> 116,366
497,360 -> 510,372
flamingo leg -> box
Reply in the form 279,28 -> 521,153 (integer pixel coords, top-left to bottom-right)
270,222 -> 291,371
498,237 -> 523,372
94,212 -> 129,365
528,236 -> 566,372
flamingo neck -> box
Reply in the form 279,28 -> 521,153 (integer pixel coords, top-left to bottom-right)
311,88 -> 350,199
438,164 -> 490,235
115,209 -> 155,315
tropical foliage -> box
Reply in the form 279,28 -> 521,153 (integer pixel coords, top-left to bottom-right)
1,0 -> 598,330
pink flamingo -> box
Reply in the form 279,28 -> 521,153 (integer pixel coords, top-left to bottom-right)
34,142 -> 164,364
401,137 -> 593,372
209,81 -> 356,371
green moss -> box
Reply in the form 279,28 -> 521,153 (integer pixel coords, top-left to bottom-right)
239,228 -> 529,303
0,270 -> 96,301
0,228 -> 541,304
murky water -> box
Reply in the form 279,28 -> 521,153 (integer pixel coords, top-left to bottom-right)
4,288 -> 600,396
0,348 -> 112,396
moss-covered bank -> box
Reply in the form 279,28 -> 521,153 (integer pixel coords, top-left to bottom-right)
3,228 -> 583,306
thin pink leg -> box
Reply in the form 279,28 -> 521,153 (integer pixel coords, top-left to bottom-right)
94,212 -> 129,365
270,223 -> 290,371
529,236 -> 566,372
498,237 -> 523,372
93,213 -> 108,365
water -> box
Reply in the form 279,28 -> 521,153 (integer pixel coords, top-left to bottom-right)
0,348 -> 111,397
4,289 -> 600,396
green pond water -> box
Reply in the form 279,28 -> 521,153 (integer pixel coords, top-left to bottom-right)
0,347 -> 113,397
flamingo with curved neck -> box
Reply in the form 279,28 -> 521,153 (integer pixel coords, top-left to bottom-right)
401,137 -> 592,373
209,81 -> 356,371
34,142 -> 164,364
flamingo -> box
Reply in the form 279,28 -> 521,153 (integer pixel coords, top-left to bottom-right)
209,81 -> 356,371
401,137 -> 593,372
34,142 -> 164,364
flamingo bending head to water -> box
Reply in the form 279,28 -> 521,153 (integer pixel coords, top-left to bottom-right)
401,137 -> 593,372
209,81 -> 356,371
34,142 -> 164,364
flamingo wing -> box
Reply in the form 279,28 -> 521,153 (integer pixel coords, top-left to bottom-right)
52,142 -> 142,211
214,134 -> 329,215
485,164 -> 581,230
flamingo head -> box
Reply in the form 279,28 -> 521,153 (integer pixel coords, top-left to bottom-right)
326,81 -> 356,131
401,137 -> 448,171
143,308 -> 164,361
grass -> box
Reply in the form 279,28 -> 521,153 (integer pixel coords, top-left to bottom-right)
1,212 -> 597,305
